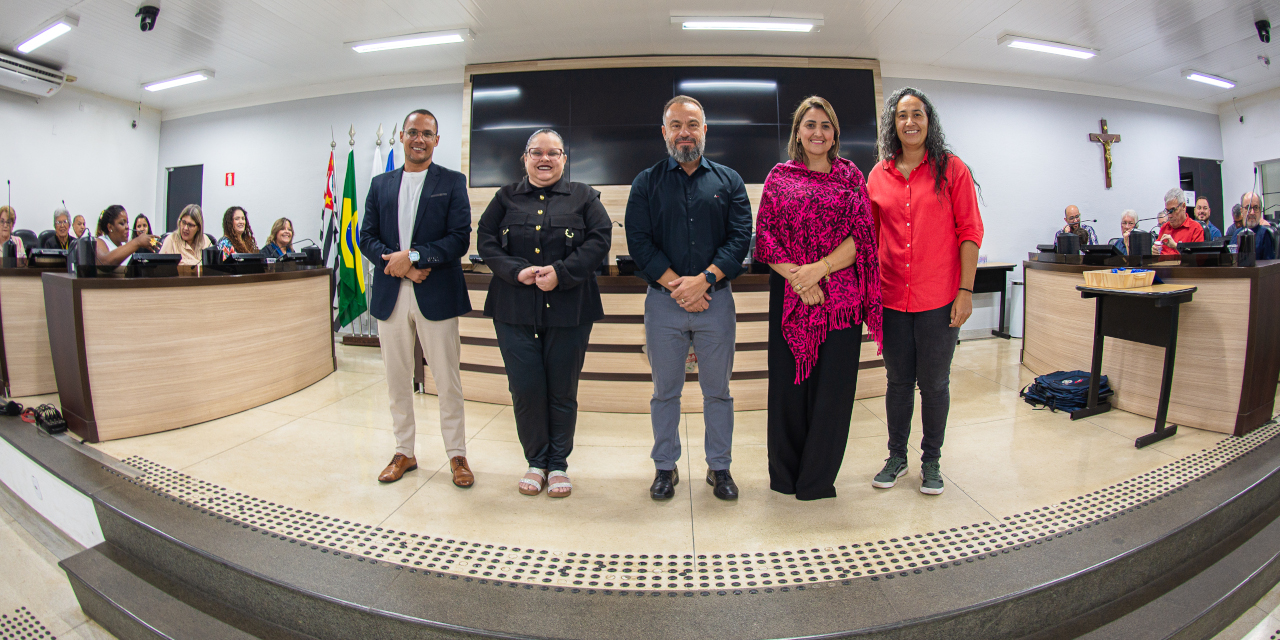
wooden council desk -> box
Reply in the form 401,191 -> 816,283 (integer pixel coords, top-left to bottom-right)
1022,257 -> 1280,436
416,272 -> 888,413
44,266 -> 335,442
0,267 -> 61,397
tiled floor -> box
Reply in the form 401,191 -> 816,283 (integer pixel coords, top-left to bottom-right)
60,338 -> 1238,559
0,484 -> 114,639
1213,581 -> 1280,640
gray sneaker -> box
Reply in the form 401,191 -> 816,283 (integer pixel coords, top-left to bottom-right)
872,457 -> 908,489
920,461 -> 945,495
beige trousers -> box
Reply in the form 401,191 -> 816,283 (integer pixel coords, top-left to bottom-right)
377,279 -> 466,459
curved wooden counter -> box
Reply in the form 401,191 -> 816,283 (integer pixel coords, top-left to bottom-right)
0,267 -> 62,397
1021,257 -> 1280,436
417,272 -> 887,412
44,266 -> 335,442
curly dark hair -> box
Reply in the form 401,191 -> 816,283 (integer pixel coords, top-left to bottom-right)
96,205 -> 127,237
222,206 -> 258,253
877,87 -> 971,196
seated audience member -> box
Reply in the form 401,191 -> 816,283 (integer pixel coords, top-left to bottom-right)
1110,210 -> 1138,255
1156,188 -> 1204,255
159,204 -> 211,265
132,213 -> 157,253
217,206 -> 258,258
1059,205 -> 1096,245
261,217 -> 294,258
1192,196 -> 1222,241
96,205 -> 153,266
1238,192 -> 1276,260
42,208 -> 72,249
0,206 -> 27,266
1225,204 -> 1244,241
71,214 -> 87,239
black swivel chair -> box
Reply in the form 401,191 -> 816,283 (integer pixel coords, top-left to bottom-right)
38,230 -> 56,247
14,229 -> 37,252
206,233 -> 216,247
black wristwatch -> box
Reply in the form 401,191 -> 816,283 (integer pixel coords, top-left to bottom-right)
703,270 -> 716,286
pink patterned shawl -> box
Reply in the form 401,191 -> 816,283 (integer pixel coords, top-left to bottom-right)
753,158 -> 883,383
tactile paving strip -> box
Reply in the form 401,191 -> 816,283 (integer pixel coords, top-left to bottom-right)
0,607 -> 56,639
118,420 -> 1279,592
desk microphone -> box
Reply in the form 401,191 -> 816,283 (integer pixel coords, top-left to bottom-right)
294,238 -> 318,249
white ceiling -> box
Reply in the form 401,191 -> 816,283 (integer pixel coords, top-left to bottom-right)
2,0 -> 1277,118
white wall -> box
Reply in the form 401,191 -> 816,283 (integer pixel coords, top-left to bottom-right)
156,84 -> 463,247
0,86 -> 160,235
881,78 -> 1224,335
1220,88 -> 1280,211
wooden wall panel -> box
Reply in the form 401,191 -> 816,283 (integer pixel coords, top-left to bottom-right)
1021,268 -> 1250,434
80,277 -> 334,440
0,277 -> 56,396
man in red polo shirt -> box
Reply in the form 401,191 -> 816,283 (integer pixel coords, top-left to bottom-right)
1157,188 -> 1204,255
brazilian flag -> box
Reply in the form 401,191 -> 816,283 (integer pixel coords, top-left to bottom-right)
337,150 -> 368,328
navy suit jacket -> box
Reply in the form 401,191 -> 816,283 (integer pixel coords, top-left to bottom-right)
358,163 -> 473,321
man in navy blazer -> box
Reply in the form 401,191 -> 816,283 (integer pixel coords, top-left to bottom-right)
359,108 -> 475,486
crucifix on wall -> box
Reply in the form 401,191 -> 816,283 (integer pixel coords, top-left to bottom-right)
1089,119 -> 1121,189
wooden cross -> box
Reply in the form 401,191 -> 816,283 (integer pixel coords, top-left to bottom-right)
1089,119 -> 1121,189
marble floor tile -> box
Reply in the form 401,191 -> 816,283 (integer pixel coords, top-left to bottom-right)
0,516 -> 90,637
379,437 -> 695,556
686,437 -> 996,555
59,621 -> 117,640
334,343 -> 388,375
931,412 -> 1178,517
183,418 -> 445,526
962,363 -> 1038,393
1211,607 -> 1274,640
471,406 -> 675,449
1084,409 -> 1229,458
11,393 -> 60,408
256,371 -> 385,417
90,408 -> 298,471
301,381 -> 506,436
860,368 -> 1037,430
950,338 -> 1023,371
684,401 -> 887,448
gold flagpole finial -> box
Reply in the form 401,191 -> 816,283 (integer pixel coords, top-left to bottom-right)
330,126 -> 336,150
375,124 -> 384,146
348,124 -> 355,147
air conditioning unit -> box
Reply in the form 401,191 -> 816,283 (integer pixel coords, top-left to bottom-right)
0,52 -> 67,98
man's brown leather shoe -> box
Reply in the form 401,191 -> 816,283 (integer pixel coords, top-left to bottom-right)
450,456 -> 474,487
378,453 -> 417,483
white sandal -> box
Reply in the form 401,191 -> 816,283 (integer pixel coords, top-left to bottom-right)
519,468 -> 546,496
547,470 -> 572,498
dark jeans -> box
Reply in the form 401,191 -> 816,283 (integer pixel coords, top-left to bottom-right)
494,321 -> 593,472
882,302 -> 959,463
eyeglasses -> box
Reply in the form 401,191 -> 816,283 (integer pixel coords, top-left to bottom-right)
1065,215 -> 1081,223
1243,204 -> 1262,212
178,220 -> 197,229
1164,205 -> 1182,215
526,149 -> 565,160
404,129 -> 437,140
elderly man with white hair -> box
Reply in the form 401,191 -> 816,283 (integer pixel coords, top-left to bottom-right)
1234,192 -> 1275,260
1156,188 -> 1204,255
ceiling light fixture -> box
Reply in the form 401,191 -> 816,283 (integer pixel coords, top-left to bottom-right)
472,87 -> 520,101
143,70 -> 214,92
672,17 -> 821,32
348,29 -> 471,53
1182,70 -> 1235,89
997,34 -> 1097,59
17,14 -> 79,54
678,80 -> 777,91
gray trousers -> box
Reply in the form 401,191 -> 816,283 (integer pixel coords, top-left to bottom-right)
645,285 -> 736,471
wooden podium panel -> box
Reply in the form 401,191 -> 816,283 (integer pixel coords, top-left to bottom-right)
1022,260 -> 1276,435
0,269 -> 60,397
44,268 -> 335,442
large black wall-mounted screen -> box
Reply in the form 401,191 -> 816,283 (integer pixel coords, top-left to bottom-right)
468,65 -> 879,187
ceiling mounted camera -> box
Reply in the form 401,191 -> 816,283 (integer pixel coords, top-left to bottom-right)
136,2 -> 160,32
1259,20 -> 1271,44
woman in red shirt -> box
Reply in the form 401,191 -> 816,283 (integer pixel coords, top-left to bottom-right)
866,87 -> 984,496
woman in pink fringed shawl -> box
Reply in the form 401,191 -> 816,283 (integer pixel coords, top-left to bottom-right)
753,96 -> 883,501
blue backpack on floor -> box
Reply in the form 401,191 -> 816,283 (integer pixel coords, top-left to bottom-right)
1020,370 -> 1112,413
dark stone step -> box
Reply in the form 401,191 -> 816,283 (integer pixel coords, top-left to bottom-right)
60,542 -> 313,640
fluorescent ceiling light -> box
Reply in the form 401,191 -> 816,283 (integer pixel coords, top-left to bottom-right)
998,34 -> 1096,59
1183,70 -> 1235,89
679,80 -> 777,91
17,14 -> 79,54
143,70 -> 214,92
479,123 -> 553,131
473,87 -> 520,101
349,29 -> 471,53
673,17 -> 820,32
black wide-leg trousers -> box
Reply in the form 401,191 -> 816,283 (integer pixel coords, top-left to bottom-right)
766,272 -> 862,501
494,321 -> 593,472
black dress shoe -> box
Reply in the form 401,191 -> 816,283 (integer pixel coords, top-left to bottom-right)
707,469 -> 739,500
650,468 -> 679,500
